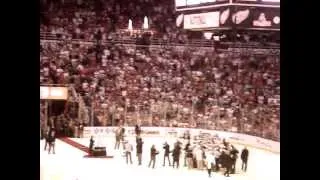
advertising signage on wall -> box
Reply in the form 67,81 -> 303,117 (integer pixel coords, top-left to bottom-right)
184,11 -> 220,29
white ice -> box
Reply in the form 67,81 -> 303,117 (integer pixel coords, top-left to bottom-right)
40,137 -> 279,180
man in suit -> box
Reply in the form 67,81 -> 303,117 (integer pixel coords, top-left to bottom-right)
230,145 -> 239,174
136,137 -> 143,165
172,142 -> 181,168
163,142 -> 171,166
241,146 -> 249,172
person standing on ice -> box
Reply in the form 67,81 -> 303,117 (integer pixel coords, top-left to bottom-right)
184,140 -> 191,167
172,142 -> 181,168
120,126 -> 126,149
136,137 -> 143,165
221,150 -> 232,177
195,147 -> 204,169
163,142 -> 171,166
114,127 -> 121,149
230,145 -> 239,174
186,146 -> 194,169
241,146 -> 249,172
48,128 -> 56,154
43,126 -> 50,151
89,136 -> 95,155
148,145 -> 159,169
205,152 -> 216,177
124,141 -> 133,164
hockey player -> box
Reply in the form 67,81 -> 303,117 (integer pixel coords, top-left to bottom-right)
148,145 -> 159,169
124,141 -> 133,164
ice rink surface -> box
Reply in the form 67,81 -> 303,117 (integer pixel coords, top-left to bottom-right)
40,136 -> 279,180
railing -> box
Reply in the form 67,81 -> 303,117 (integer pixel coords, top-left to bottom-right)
40,32 -> 280,49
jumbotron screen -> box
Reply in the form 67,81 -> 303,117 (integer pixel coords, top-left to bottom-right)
176,0 -> 279,30
233,0 -> 280,4
175,0 -> 280,11
175,0 -> 229,10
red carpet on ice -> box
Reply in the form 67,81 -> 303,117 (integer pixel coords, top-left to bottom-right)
59,137 -> 113,159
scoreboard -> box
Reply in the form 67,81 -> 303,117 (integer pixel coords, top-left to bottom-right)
175,0 -> 280,31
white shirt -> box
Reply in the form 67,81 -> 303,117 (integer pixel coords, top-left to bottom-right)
206,154 -> 216,169
196,149 -> 203,160
125,143 -> 133,152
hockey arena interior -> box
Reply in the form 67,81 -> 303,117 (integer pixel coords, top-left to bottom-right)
40,0 -> 280,180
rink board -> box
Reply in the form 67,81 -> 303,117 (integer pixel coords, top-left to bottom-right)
83,127 -> 280,154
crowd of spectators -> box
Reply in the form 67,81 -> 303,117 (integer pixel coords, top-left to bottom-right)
40,39 -> 279,141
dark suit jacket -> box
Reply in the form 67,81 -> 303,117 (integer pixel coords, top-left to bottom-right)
241,149 -> 249,161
